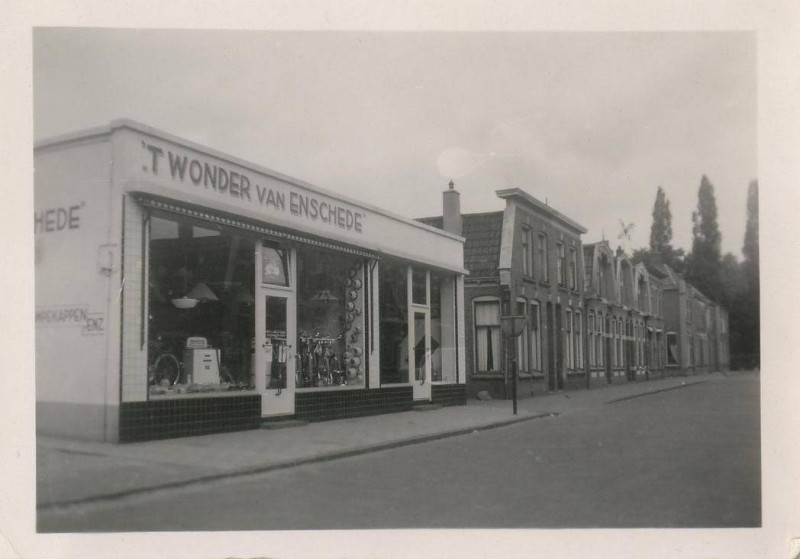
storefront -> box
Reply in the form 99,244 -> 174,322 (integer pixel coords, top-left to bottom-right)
35,120 -> 467,442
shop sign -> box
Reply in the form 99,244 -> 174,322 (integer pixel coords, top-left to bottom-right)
141,140 -> 365,234
33,203 -> 83,235
35,305 -> 105,335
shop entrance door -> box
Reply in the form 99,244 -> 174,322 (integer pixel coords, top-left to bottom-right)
255,288 -> 296,417
412,310 -> 432,401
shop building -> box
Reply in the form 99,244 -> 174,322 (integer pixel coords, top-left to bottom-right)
35,120 -> 467,443
420,184 -> 587,400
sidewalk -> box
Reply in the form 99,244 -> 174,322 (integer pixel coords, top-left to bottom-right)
37,373 -> 721,510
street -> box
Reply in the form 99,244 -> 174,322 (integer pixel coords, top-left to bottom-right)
39,373 -> 760,531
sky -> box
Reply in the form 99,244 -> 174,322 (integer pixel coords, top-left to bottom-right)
33,29 -> 757,257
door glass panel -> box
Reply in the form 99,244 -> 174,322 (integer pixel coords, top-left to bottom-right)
265,295 -> 288,389
414,312 -> 427,382
261,246 -> 289,286
412,268 -> 427,305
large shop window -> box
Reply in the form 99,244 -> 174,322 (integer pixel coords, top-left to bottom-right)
430,271 -> 458,382
295,246 -> 366,389
379,261 -> 409,384
147,214 -> 256,397
474,299 -> 501,373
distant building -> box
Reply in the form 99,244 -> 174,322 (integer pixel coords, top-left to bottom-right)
421,183 -> 730,401
657,264 -> 730,375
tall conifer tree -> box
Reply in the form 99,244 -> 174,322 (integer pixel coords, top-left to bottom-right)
687,175 -> 722,299
740,179 -> 760,367
649,186 -> 673,254
742,180 -> 759,288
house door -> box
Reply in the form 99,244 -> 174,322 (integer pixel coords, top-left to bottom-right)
255,289 -> 296,417
411,310 -> 432,401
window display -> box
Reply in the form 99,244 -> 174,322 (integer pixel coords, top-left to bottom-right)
295,246 -> 366,389
147,214 -> 256,397
379,261 -> 409,384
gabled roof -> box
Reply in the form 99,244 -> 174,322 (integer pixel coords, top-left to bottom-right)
417,211 -> 504,278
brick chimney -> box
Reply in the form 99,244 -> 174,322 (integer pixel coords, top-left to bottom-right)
443,180 -> 462,236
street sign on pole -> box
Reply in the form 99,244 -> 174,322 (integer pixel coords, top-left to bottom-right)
500,315 -> 527,415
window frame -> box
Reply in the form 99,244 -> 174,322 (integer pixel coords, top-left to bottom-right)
569,247 -> 578,290
529,301 -> 542,372
537,233 -> 549,283
574,309 -> 583,369
521,226 -> 532,278
473,297 -> 502,374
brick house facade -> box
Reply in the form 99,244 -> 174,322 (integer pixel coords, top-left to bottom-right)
421,183 -> 730,400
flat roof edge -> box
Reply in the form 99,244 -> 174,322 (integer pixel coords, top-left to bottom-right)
35,119 -> 465,244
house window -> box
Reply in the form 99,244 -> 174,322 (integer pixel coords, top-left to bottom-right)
600,318 -> 605,366
666,331 -> 679,366
569,247 -> 578,290
564,309 -> 573,369
588,313 -> 595,368
474,299 -> 501,372
617,318 -> 624,367
610,319 -> 616,367
516,299 -> 529,372
530,302 -> 541,371
537,233 -> 549,282
521,227 -> 532,277
557,243 -> 567,286
598,258 -> 606,298
574,310 -> 583,369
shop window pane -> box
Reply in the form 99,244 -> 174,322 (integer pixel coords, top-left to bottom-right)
412,268 -> 427,305
295,246 -> 365,388
148,214 -> 255,397
429,271 -> 457,383
265,295 -> 287,389
380,261 -> 409,384
261,246 -> 289,286
414,312 -> 427,382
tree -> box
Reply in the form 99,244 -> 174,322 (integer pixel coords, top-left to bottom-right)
738,179 -> 760,368
649,186 -> 673,254
742,180 -> 759,290
687,175 -> 722,300
631,187 -> 685,273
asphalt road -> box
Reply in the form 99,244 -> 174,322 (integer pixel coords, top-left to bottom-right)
39,374 -> 760,531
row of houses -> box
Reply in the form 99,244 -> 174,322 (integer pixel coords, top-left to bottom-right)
34,120 -> 729,442
420,182 -> 730,401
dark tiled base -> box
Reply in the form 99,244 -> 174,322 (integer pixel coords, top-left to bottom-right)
295,386 -> 413,422
431,384 -> 466,407
564,374 -> 589,391
119,395 -> 261,442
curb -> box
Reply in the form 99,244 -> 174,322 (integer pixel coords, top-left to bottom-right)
38,411 -> 555,512
605,380 -> 707,404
